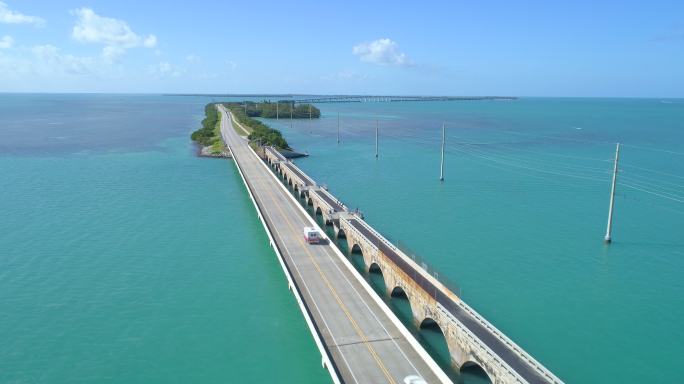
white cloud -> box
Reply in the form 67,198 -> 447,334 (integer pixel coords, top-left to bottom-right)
185,54 -> 200,64
0,35 -> 13,49
0,42 -> 125,83
148,61 -> 183,78
101,45 -> 125,61
71,7 -> 156,61
0,1 -> 44,25
226,60 -> 237,70
31,44 -> 99,75
352,38 -> 410,67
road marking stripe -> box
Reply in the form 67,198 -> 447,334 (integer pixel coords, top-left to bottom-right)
222,106 -> 424,384
250,155 -> 397,384
221,113 -> 357,384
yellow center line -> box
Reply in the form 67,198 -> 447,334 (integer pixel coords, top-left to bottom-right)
243,150 -> 397,384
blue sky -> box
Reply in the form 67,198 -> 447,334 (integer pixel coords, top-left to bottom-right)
0,0 -> 683,96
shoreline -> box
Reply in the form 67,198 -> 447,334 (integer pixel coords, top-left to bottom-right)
196,143 -> 231,158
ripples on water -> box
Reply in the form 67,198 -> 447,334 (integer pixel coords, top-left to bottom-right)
267,97 -> 684,383
1,94 -> 683,383
0,94 -> 329,384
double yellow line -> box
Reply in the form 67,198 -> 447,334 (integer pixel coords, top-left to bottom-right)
245,152 -> 397,384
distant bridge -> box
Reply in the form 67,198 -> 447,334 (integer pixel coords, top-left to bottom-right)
292,96 -> 517,104
166,93 -> 517,104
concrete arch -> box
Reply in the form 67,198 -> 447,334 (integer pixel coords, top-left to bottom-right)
419,317 -> 446,333
390,285 -> 415,309
368,262 -> 383,274
390,285 -> 424,328
349,242 -> 369,270
307,197 -> 314,206
419,317 -> 456,369
315,206 -> 323,215
336,227 -> 347,239
368,262 -> 388,293
460,361 -> 492,383
390,285 -> 409,299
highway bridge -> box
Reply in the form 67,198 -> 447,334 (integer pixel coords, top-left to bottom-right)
291,96 -> 517,104
220,105 -> 562,384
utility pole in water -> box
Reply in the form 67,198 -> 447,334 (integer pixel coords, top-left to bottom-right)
276,102 -> 279,119
309,104 -> 312,120
375,120 -> 379,158
290,102 -> 293,130
337,112 -> 340,144
440,123 -> 446,181
604,143 -> 621,243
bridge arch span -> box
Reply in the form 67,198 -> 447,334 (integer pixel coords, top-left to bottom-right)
390,285 -> 410,300
419,317 -> 460,371
460,361 -> 492,384
389,285 -> 423,325
335,227 -> 346,239
368,262 -> 388,293
349,242 -> 372,271
417,316 -> 495,380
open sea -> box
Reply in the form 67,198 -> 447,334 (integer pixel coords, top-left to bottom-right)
1,94 -> 683,383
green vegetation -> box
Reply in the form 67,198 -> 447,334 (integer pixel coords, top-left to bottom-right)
191,103 -> 221,146
242,101 -> 320,119
223,102 -> 291,149
190,100 -> 316,151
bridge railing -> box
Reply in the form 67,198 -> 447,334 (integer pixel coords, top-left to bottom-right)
389,238 -> 462,298
361,222 -> 562,383
349,217 -> 463,300
452,300 -> 564,384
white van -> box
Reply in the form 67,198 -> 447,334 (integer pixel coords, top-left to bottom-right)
303,227 -> 320,244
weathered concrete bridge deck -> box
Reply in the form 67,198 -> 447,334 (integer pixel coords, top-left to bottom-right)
339,218 -> 560,384
225,103 -> 563,384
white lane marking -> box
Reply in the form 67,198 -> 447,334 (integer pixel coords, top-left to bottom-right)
242,127 -> 453,383
222,110 -> 360,384
224,106 -> 451,383
266,164 -> 423,377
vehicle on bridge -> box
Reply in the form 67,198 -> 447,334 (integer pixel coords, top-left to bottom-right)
303,227 -> 320,244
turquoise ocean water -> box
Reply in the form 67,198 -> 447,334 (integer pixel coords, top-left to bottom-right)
267,98 -> 684,383
0,94 -> 327,384
1,94 -> 683,383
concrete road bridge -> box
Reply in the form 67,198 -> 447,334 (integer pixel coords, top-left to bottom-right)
290,96 -> 517,104
226,105 -> 563,384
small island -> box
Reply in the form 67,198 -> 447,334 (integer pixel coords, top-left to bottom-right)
190,103 -> 229,158
191,101 -> 320,157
